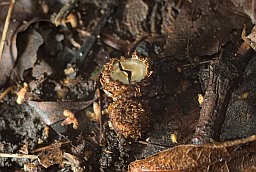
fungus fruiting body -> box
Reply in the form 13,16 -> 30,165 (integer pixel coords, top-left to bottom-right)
108,98 -> 150,139
100,53 -> 152,100
100,52 -> 152,139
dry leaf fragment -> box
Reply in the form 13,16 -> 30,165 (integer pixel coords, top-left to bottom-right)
16,82 -> 28,104
24,162 -> 41,172
19,142 -> 29,155
128,135 -> 256,172
38,143 -> 63,168
0,0 -> 44,88
230,0 -> 256,24
14,29 -> 44,80
61,109 -> 78,129
245,26 -> 256,51
32,60 -> 52,79
63,152 -> 82,171
27,98 -> 97,126
163,0 -> 251,61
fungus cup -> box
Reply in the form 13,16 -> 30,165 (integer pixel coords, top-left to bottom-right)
100,53 -> 152,100
108,98 -> 150,139
100,52 -> 152,139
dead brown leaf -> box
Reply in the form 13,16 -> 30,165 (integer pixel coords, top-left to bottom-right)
245,26 -> 256,51
27,99 -> 97,126
13,29 -> 44,80
0,0 -> 44,87
163,0 -> 251,61
230,0 -> 256,24
32,59 -> 52,79
128,135 -> 256,172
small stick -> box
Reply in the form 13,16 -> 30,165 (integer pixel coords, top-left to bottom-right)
0,153 -> 38,159
137,140 -> 169,148
0,0 -> 16,61
0,86 -> 13,100
192,42 -> 252,144
31,141 -> 70,153
181,59 -> 214,68
96,88 -> 105,146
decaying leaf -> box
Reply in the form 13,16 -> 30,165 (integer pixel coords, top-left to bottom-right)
128,135 -> 256,172
163,0 -> 251,61
0,0 -> 44,87
32,59 -> 52,79
27,99 -> 97,126
38,142 -> 63,168
230,0 -> 256,24
245,26 -> 256,51
12,29 -> 44,80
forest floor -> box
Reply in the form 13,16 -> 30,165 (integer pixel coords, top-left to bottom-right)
0,0 -> 256,171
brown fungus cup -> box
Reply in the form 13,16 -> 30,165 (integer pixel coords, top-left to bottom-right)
100,52 -> 152,100
100,52 -> 152,139
108,98 -> 150,140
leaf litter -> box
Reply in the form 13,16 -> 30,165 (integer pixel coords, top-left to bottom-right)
0,0 -> 256,171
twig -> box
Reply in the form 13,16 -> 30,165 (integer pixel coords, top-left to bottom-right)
72,1 -> 117,62
137,140 -> 169,148
0,86 -> 13,100
96,87 -> 105,146
0,0 -> 15,61
31,141 -> 70,153
181,59 -> 214,68
0,153 -> 38,159
192,42 -> 252,144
